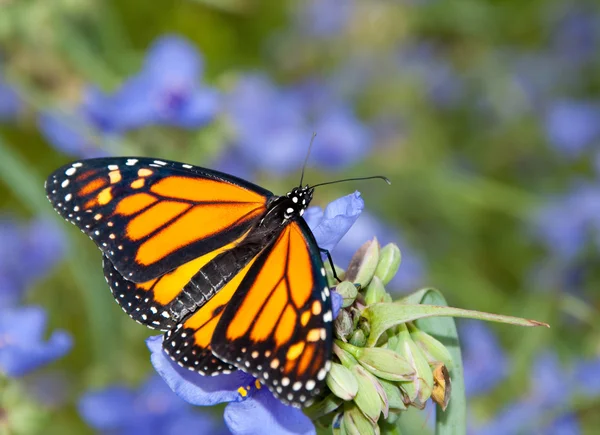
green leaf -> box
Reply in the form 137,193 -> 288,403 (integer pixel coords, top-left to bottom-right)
363,302 -> 548,347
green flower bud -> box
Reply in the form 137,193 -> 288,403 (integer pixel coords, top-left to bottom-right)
305,394 -> 344,420
346,239 -> 380,288
393,324 -> 434,408
378,379 -> 407,411
334,309 -> 354,340
342,403 -> 379,435
327,362 -> 359,401
364,276 -> 387,305
408,324 -> 454,369
336,281 -> 359,308
325,262 -> 346,287
337,341 -> 414,382
374,243 -> 401,285
349,329 -> 367,347
351,364 -> 384,424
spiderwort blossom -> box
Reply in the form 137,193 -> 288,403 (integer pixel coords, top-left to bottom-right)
459,321 -> 508,397
108,35 -> 220,130
79,375 -> 226,435
0,217 -> 66,308
147,193 -> 363,434
0,306 -> 72,377
225,74 -> 371,175
544,100 -> 600,157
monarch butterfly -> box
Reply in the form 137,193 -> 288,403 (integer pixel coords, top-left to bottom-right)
45,156 -> 386,407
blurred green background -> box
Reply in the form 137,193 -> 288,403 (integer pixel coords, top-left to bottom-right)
1,0 -> 599,434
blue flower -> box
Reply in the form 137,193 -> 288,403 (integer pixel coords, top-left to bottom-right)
303,191 -> 364,252
0,217 -> 66,308
469,351 -> 580,435
292,0 -> 356,38
552,6 -> 599,67
147,336 -> 314,435
38,87 -> 116,158
225,74 -> 371,175
459,321 -> 508,397
146,193 -> 363,433
533,183 -> 600,262
572,356 -> 600,397
0,306 -> 72,377
79,374 -> 225,435
544,100 -> 600,157
109,35 -> 219,131
0,72 -> 22,121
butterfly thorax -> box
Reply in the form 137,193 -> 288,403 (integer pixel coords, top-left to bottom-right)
271,185 -> 314,221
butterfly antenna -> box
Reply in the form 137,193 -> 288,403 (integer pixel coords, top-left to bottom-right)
299,133 -> 317,187
310,175 -> 391,189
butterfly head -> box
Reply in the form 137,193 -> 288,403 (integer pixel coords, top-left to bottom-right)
284,186 -> 314,219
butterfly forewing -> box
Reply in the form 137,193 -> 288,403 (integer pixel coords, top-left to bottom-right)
45,157 -> 272,282
211,220 -> 333,407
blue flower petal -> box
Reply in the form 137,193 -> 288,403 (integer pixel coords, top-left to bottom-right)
545,100 -> 600,157
147,335 -> 254,406
78,386 -> 136,430
307,191 -> 364,251
0,75 -> 22,121
0,306 -> 72,377
38,111 -> 108,158
144,35 -> 203,85
224,388 -> 315,435
330,290 -> 343,319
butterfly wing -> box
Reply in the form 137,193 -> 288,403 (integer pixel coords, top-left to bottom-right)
211,219 -> 333,407
161,253 -> 261,375
45,157 -> 272,282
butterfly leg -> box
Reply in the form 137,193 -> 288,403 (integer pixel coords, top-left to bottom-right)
319,248 -> 342,283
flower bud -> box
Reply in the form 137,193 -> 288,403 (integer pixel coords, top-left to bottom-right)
336,281 -> 359,308
346,239 -> 380,288
305,394 -> 343,420
334,309 -> 354,340
327,362 -> 359,401
338,342 -> 414,382
364,276 -> 387,306
342,403 -> 379,435
393,324 -> 434,408
374,243 -> 401,285
351,364 -> 384,424
378,379 -> 407,411
349,329 -> 367,347
408,324 -> 454,368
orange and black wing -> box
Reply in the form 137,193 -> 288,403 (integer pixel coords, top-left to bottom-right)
210,219 -> 333,407
161,253 -> 260,375
45,157 -> 272,283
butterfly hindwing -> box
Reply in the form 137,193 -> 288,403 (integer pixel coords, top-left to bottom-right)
211,219 -> 333,407
162,254 -> 260,375
45,157 -> 272,282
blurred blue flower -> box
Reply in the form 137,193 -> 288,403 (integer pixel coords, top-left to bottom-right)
225,74 -> 371,175
470,351 -> 580,435
293,0 -> 356,38
533,183 -> 600,262
459,321 -> 508,397
79,375 -> 225,435
0,72 -> 22,121
544,100 -> 600,157
552,6 -> 600,67
0,217 -> 66,308
323,211 -> 425,291
572,356 -> 600,397
109,35 -> 220,130
0,306 -> 72,377
147,336 -> 314,435
38,88 -> 116,159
